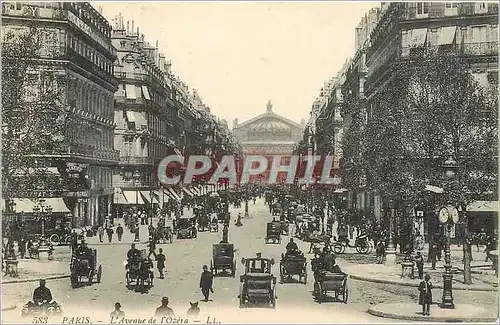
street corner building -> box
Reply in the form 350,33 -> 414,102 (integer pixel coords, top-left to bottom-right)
2,2 -> 118,229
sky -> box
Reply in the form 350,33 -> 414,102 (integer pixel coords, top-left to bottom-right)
93,1 -> 377,128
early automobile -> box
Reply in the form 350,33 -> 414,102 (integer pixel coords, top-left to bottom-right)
209,218 -> 219,232
332,233 -> 373,254
197,215 -> 210,232
175,217 -> 197,239
279,253 -> 307,284
238,254 -> 277,308
155,225 -> 173,244
210,243 -> 236,277
70,247 -> 102,288
265,222 -> 281,244
21,301 -> 63,318
126,249 -> 154,291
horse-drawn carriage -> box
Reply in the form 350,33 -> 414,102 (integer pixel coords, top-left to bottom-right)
279,253 -> 307,284
265,222 -> 282,244
175,217 -> 197,239
210,243 -> 236,277
125,249 -> 154,290
238,255 -> 277,308
311,255 -> 348,303
70,247 -> 102,288
154,225 -> 173,244
217,211 -> 230,223
332,233 -> 373,254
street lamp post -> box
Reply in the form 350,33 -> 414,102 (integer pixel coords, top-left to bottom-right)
385,199 -> 397,266
33,200 -> 53,238
439,155 -> 459,309
133,170 -> 141,211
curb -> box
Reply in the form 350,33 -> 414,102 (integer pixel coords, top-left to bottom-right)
1,305 -> 17,312
367,307 -> 498,323
348,274 -> 497,292
2,274 -> 70,284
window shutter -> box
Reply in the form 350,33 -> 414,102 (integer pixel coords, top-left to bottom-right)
429,2 -> 444,17
407,2 -> 417,19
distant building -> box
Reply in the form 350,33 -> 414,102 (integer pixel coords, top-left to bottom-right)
233,101 -> 303,183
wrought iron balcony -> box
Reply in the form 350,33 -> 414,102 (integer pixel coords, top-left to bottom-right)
119,156 -> 154,165
460,42 -> 498,56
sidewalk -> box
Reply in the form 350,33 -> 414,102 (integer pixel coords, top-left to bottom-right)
341,261 -> 498,291
368,302 -> 498,322
1,259 -> 70,284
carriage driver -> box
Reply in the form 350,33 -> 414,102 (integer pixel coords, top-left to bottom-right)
285,238 -> 300,256
126,244 -> 140,268
33,279 -> 53,305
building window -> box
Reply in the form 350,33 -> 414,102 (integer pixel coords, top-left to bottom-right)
444,2 -> 458,16
416,2 -> 430,17
475,2 -> 488,14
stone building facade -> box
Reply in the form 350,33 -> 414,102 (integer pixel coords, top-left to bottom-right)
2,1 -> 119,227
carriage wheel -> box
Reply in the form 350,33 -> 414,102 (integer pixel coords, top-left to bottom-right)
239,294 -> 245,308
343,286 -> 349,303
231,261 -> 236,278
367,242 -> 374,254
49,234 -> 60,245
356,243 -> 370,254
333,243 -> 344,254
303,272 -> 307,284
88,270 -> 94,285
96,265 -> 102,283
313,282 -> 322,302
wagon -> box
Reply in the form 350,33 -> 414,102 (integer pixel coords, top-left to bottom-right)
313,271 -> 348,303
238,255 -> 277,308
265,222 -> 281,244
279,254 -> 307,284
210,243 -> 236,277
126,249 -> 154,291
175,217 -> 197,239
70,248 -> 102,288
197,215 -> 210,232
155,226 -> 173,244
209,218 -> 219,232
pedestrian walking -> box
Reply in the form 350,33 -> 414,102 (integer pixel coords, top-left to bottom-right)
110,302 -> 125,319
134,223 -> 140,242
376,241 -> 385,264
199,265 -> 214,302
156,248 -> 166,279
97,225 -> 104,243
415,251 -> 424,279
155,297 -> 175,318
148,237 -> 157,259
116,224 -> 124,241
18,237 -> 26,259
106,227 -> 114,243
429,242 -> 437,270
418,274 -> 433,316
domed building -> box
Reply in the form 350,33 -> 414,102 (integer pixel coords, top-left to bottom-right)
232,101 -> 304,182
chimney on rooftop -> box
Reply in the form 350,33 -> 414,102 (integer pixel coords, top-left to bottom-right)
131,20 -> 135,34
126,21 -> 130,34
233,118 -> 238,128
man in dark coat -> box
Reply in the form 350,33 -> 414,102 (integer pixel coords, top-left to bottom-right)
156,248 -> 166,279
116,224 -> 124,241
199,265 -> 213,302
33,279 -> 53,304
418,274 -> 433,315
415,252 -> 424,279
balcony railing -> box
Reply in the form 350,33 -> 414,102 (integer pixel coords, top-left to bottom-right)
119,156 -> 154,165
460,42 -> 498,56
114,71 -> 151,83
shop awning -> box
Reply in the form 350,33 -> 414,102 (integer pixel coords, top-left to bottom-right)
140,191 -> 152,203
174,148 -> 183,156
142,85 -> 151,100
192,186 -> 201,196
114,192 -> 128,205
122,191 -> 144,205
182,187 -> 194,197
409,28 -> 428,47
437,26 -> 457,45
168,187 -> 181,201
125,84 -> 137,99
152,190 -> 161,204
467,201 -> 499,212
4,198 -> 70,213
